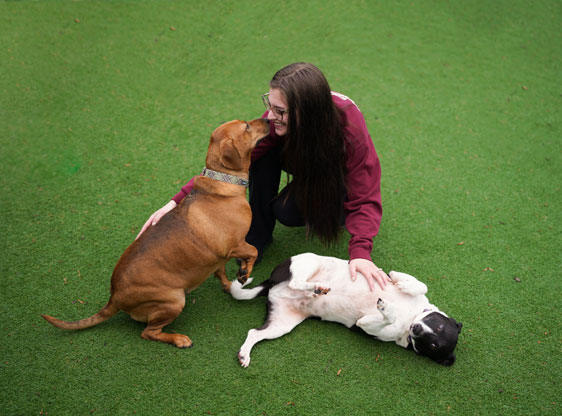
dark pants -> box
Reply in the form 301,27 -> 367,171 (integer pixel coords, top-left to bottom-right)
246,147 -> 304,254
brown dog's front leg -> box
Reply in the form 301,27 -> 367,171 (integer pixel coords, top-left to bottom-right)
214,265 -> 231,292
229,242 -> 258,284
237,265 -> 249,284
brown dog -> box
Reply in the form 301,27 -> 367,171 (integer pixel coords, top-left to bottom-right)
42,118 -> 269,348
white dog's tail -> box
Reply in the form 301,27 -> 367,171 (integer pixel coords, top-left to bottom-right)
230,278 -> 268,300
231,257 -> 293,301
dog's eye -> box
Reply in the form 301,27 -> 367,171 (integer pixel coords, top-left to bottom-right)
245,123 -> 250,131
431,343 -> 439,350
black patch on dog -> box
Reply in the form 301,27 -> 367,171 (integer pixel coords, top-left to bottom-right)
253,258 -> 293,331
410,312 -> 462,366
268,258 -> 292,285
255,257 -> 292,294
257,300 -> 274,331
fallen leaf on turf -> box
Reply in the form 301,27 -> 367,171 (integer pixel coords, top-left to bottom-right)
483,267 -> 494,272
514,277 -> 521,282
457,241 -> 465,246
337,369 -> 342,376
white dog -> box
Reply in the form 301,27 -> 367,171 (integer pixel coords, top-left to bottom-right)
231,253 -> 462,367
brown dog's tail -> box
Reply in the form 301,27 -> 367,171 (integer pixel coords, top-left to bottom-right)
41,300 -> 119,330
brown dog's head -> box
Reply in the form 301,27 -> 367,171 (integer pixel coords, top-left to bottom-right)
206,118 -> 270,174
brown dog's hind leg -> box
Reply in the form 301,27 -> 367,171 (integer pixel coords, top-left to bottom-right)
140,305 -> 192,349
214,265 -> 231,292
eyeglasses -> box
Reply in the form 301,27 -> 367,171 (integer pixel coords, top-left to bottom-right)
262,93 -> 288,120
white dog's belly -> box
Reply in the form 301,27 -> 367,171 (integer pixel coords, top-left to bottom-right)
269,283 -> 363,327
273,268 -> 417,329
306,293 -> 374,327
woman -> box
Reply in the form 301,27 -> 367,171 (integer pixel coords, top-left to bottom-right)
137,63 -> 388,290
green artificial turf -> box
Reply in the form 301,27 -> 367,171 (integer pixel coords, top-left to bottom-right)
1,0 -> 560,414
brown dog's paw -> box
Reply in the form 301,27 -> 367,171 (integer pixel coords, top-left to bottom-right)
222,280 -> 232,293
173,334 -> 193,349
237,268 -> 248,284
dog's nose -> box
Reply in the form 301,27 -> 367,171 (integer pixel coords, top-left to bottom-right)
412,323 -> 422,335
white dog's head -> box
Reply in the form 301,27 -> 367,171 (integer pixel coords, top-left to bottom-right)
408,311 -> 462,366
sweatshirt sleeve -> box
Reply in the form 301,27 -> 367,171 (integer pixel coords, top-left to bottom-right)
172,177 -> 195,204
339,99 -> 382,261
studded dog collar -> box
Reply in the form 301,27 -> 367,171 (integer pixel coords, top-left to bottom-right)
201,167 -> 249,187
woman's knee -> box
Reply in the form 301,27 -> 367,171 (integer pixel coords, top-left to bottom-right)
272,189 -> 305,227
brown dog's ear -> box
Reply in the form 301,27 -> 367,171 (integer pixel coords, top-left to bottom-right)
219,138 -> 244,171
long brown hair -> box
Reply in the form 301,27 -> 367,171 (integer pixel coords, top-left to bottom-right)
271,63 -> 347,245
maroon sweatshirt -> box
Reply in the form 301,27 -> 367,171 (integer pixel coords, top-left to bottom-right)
172,92 -> 382,261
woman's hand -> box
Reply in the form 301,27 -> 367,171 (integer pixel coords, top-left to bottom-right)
349,258 -> 391,291
135,200 -> 177,240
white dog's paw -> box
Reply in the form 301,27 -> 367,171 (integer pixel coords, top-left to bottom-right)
238,349 -> 251,368
389,271 -> 413,283
396,279 -> 427,296
389,271 -> 427,295
395,280 -> 411,292
288,280 -> 316,292
313,285 -> 331,296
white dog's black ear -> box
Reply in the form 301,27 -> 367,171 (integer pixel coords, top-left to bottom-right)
456,321 -> 463,334
436,354 -> 456,366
